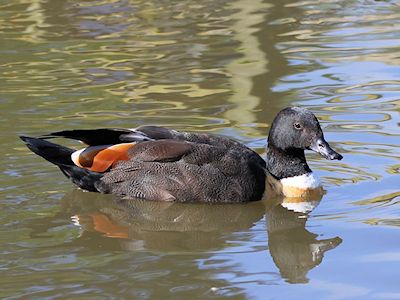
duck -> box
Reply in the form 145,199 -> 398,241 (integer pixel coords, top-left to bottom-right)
19,106 -> 342,203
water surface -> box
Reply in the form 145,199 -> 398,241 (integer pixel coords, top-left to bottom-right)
1,0 -> 399,299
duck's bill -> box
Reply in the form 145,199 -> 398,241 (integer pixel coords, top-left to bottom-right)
310,138 -> 343,160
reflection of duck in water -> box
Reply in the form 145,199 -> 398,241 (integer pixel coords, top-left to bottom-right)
62,190 -> 341,281
20,107 -> 342,203
62,190 -> 265,252
25,190 -> 342,284
266,195 -> 342,284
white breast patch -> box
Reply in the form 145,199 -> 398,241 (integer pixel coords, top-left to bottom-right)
280,173 -> 321,189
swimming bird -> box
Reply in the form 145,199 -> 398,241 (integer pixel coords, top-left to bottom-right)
19,107 -> 342,203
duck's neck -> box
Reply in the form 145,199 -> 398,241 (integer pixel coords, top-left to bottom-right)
266,144 -> 312,180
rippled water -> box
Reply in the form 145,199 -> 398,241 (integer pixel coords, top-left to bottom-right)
1,0 -> 399,299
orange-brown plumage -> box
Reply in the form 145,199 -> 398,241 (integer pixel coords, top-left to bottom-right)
72,143 -> 135,173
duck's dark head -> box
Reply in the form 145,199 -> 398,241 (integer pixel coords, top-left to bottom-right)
268,107 -> 343,161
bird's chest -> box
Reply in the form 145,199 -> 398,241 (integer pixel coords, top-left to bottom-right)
266,172 -> 324,199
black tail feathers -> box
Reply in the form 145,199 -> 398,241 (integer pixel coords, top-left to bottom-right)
19,135 -> 74,166
19,135 -> 103,192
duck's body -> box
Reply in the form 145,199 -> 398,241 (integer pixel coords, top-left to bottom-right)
20,107 -> 342,203
20,126 -> 266,203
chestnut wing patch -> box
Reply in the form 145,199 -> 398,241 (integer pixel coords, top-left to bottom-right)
71,143 -> 135,173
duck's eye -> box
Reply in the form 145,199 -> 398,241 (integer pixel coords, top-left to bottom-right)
294,122 -> 302,130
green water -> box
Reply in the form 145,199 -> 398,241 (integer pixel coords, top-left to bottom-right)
1,0 -> 399,299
